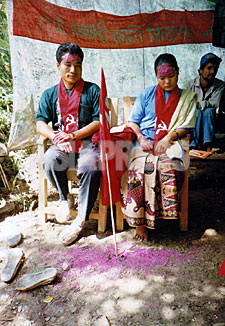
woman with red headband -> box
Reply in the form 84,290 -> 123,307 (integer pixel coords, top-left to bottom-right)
121,53 -> 197,241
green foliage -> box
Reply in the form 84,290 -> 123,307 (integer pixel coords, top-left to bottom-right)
0,85 -> 12,145
1,155 -> 18,184
0,0 -> 13,146
0,108 -> 11,143
0,0 -> 17,190
0,0 -> 12,89
0,86 -> 13,111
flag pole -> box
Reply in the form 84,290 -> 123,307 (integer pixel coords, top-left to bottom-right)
105,152 -> 118,256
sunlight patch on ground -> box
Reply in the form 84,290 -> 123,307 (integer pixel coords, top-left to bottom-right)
190,288 -> 204,297
80,272 -> 109,288
148,274 -> 165,283
116,277 -> 147,295
160,293 -> 175,303
218,286 -> 225,295
0,293 -> 11,314
100,299 -> 117,316
202,284 -> 214,295
118,297 -> 144,314
211,291 -> 224,300
161,306 -> 176,320
98,278 -> 119,292
165,276 -> 177,283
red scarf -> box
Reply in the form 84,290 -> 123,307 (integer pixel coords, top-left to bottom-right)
58,78 -> 84,153
154,84 -> 179,150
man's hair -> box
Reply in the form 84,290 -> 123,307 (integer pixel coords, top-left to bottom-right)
154,53 -> 179,75
56,43 -> 84,63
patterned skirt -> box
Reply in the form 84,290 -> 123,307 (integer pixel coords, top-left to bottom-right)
120,147 -> 185,229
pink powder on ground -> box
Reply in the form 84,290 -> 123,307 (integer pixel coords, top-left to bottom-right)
40,241 -> 199,292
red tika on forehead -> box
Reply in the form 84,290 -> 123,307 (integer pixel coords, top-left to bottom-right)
157,64 -> 176,77
61,53 -> 81,63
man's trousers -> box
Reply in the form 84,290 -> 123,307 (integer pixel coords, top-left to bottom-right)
42,143 -> 101,223
190,107 -> 216,147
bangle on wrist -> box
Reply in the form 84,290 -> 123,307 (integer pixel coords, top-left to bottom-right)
173,130 -> 179,141
70,132 -> 76,140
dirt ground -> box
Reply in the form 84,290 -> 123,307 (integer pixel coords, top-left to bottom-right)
0,149 -> 225,326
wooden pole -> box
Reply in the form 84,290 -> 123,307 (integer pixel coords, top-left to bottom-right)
105,153 -> 118,256
0,163 -> 10,190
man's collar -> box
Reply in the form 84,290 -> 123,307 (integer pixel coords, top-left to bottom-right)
194,77 -> 201,87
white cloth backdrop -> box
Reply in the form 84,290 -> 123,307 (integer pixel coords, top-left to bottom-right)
5,0 -> 225,150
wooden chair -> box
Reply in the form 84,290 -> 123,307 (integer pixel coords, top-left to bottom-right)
38,96 -> 189,232
115,97 -> 189,232
38,97 -> 120,232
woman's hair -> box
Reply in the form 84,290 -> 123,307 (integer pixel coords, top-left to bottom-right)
56,43 -> 84,63
154,53 -> 179,75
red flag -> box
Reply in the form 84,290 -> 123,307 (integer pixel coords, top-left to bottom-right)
99,68 -> 121,205
13,0 -> 214,49
218,259 -> 225,277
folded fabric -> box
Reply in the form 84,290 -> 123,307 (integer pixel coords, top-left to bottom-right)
166,140 -> 184,160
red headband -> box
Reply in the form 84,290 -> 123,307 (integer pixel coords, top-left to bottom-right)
61,53 -> 82,63
157,64 -> 177,77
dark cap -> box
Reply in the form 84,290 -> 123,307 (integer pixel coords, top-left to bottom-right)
200,53 -> 222,68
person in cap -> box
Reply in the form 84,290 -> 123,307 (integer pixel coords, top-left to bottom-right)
36,43 -> 101,245
185,52 -> 224,152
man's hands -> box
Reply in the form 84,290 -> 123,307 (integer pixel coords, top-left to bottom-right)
36,121 -> 80,153
52,131 -> 74,153
52,131 -> 74,144
56,141 -> 73,153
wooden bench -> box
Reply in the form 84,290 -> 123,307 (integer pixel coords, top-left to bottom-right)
38,97 -> 189,232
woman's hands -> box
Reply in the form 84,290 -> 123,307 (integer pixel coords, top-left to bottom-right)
138,134 -> 153,152
154,137 -> 171,155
